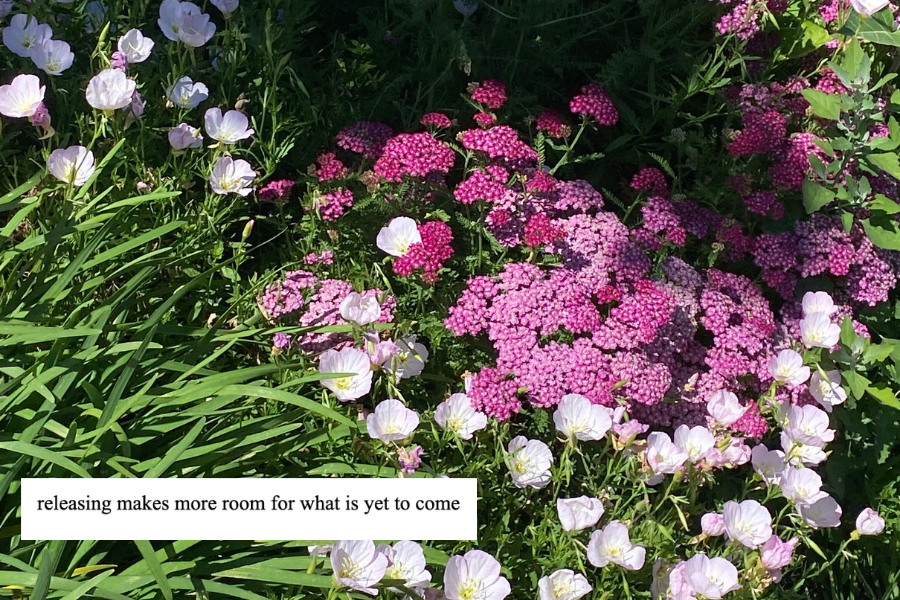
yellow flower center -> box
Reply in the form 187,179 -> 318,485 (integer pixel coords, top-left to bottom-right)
334,377 -> 353,391
338,556 -> 361,579
458,578 -> 481,600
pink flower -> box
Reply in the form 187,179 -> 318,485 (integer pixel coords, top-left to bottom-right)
723,499 -> 772,548
682,554 -> 740,599
470,79 -> 507,109
798,495 -> 842,529
701,513 -> 725,536
760,535 -> 798,570
856,508 -> 886,536
587,521 -> 645,571
556,496 -> 604,532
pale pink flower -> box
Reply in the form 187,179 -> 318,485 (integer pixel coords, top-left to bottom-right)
385,334 -> 428,380
506,436 -> 553,489
646,431 -> 688,475
0,74 -> 44,118
760,535 -> 798,570
768,349 -> 810,386
849,0 -> 890,15
330,540 -> 388,596
85,69 -> 136,110
212,0 -> 240,14
2,13 -> 52,58
674,424 -> 715,463
782,404 -> 834,446
780,466 -> 827,506
377,216 -> 421,256
800,312 -> 840,348
701,513 -> 725,536
556,496 -> 604,532
434,393 -> 487,440
809,370 -> 847,413
118,28 -> 154,63
30,40 -> 74,76
682,554 -> 740,599
553,393 -> 612,442
707,390 -> 745,426
168,76 -> 208,109
802,291 -> 836,316
318,346 -> 373,401
47,146 -> 95,187
205,107 -> 253,144
750,445 -> 785,485
855,508 -> 885,536
586,521 -> 646,571
798,495 -> 842,529
366,399 -> 419,442
722,499 -> 772,548
209,156 -> 255,196
377,541 -> 431,590
168,123 -> 203,150
443,550 -> 510,600
339,291 -> 381,326
538,569 -> 592,600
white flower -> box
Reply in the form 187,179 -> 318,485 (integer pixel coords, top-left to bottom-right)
2,14 -> 52,58
768,349 -> 810,386
849,0 -> 890,16
586,521 -> 646,571
169,76 -> 208,109
556,496 -> 604,532
800,312 -> 840,349
798,495 -> 842,529
177,8 -> 216,47
318,346 -> 373,401
204,107 -> 254,144
158,0 -> 216,46
85,69 -> 136,111
339,292 -> 381,326
802,291 -> 837,317
377,541 -> 431,590
782,404 -> 834,446
0,74 -> 44,118
506,436 -> 553,489
366,399 -> 419,442
809,370 -> 847,413
722,499 -> 772,548
646,431 -> 688,475
707,390 -> 745,426
434,393 -> 487,440
29,40 -> 74,76
674,424 -> 715,463
386,334 -> 428,380
553,394 -> 612,442
780,466 -> 827,506
330,540 -> 388,596
211,0 -> 240,14
750,445 -> 785,485
47,146 -> 95,187
855,508 -> 885,536
168,123 -> 203,150
118,29 -> 154,63
780,431 -> 828,467
209,156 -> 255,196
377,217 -> 422,256
681,554 -> 740,600
538,569 -> 592,600
443,549 -> 510,600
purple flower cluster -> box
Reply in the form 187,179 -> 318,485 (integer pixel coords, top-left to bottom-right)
373,132 -> 456,182
569,83 -> 619,126
335,121 -> 393,160
315,188 -> 355,221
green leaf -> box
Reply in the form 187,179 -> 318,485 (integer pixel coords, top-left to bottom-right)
866,152 -> 900,178
134,541 -> 173,600
867,385 -> 900,411
870,194 -> 900,215
802,180 -> 835,213
801,89 -> 842,120
843,370 -> 870,400
801,20 -> 832,48
0,441 -> 91,478
840,210 -> 854,233
862,217 -> 900,250
858,15 -> 900,46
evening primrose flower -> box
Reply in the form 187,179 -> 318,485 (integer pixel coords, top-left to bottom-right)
701,513 -> 725,536
212,0 -> 240,14
780,431 -> 828,467
782,404 -> 834,446
47,146 -> 95,187
780,466 -> 827,506
376,541 -> 431,590
538,569 -> 591,600
118,29 -> 154,63
386,334 -> 428,380
798,494 -> 842,529
802,290 -> 837,316
552,393 -> 612,442
330,540 -> 388,596
443,549 -> 510,600
706,390 -> 745,426
209,156 -> 256,196
681,554 -> 740,599
767,349 -> 810,386
85,69 -> 136,111
30,40 -> 74,76
800,312 -> 840,348
506,436 -> 553,489
646,431 -> 688,475
366,399 -> 419,442
750,445 -> 785,485
760,535 -> 798,570
586,521 -> 646,571
168,123 -> 203,150
434,393 -> 487,440
377,217 -> 422,256
339,291 -> 381,326
159,0 -> 216,46
0,74 -> 44,118
556,496 -> 604,532
855,508 -> 885,536
2,14 -> 52,58
722,499 -> 772,548
809,370 -> 847,413
318,346 -> 373,401
204,107 -> 254,144
168,77 -> 208,109
673,424 -> 715,463
849,0 -> 890,16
